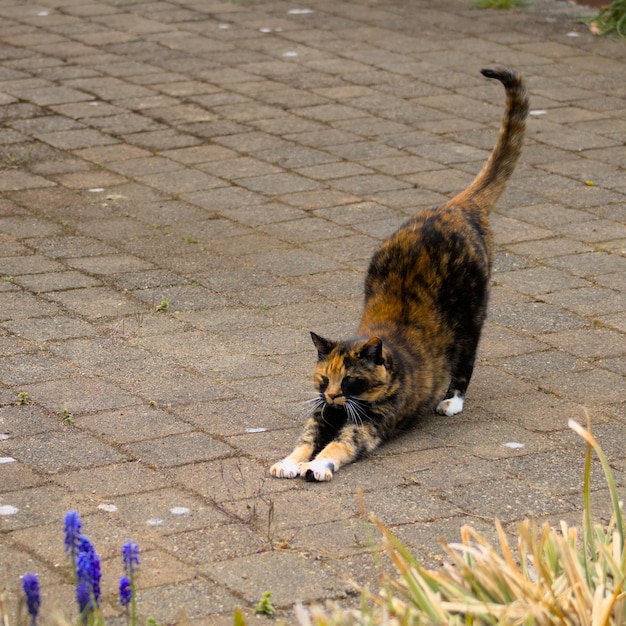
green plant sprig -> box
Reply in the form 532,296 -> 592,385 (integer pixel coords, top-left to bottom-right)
588,0 -> 626,37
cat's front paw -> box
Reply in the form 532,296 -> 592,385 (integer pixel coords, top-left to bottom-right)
436,394 -> 464,416
300,459 -> 335,482
270,458 -> 300,479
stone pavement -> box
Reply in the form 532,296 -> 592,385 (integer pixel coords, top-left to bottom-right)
0,0 -> 624,622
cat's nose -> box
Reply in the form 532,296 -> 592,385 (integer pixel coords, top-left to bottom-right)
325,386 -> 343,402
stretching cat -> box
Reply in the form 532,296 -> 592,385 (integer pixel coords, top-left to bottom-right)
270,67 -> 529,482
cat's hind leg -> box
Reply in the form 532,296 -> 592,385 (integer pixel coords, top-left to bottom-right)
436,335 -> 480,416
436,392 -> 464,416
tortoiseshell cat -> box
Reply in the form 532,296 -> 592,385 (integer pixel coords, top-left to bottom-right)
270,67 -> 529,481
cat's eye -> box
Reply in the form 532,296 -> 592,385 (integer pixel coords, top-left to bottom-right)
318,376 -> 329,391
341,376 -> 368,397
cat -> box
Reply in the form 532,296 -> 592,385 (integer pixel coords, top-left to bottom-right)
270,67 -> 529,482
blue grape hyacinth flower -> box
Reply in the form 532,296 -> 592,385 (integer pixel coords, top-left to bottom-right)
21,573 -> 40,626
120,541 -> 140,625
119,575 -> 132,607
75,581 -> 92,617
122,541 -> 140,575
75,535 -> 102,613
63,510 -> 82,571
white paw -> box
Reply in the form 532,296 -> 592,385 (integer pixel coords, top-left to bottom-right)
270,458 -> 300,479
436,394 -> 464,416
300,459 -> 335,482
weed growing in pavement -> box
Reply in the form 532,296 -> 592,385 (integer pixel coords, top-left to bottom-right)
588,0 -> 626,36
0,146 -> 33,167
155,300 -> 168,312
253,592 -> 275,616
16,392 -> 29,406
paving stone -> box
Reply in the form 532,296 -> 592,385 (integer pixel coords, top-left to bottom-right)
202,550 -> 349,607
77,405 -> 194,444
170,455 -> 289,505
108,487 -> 230,534
0,483 -> 84,531
0,291 -> 61,321
25,376 -> 139,414
494,266 -> 590,296
160,523 -> 269,565
554,218 -> 626,243
46,286 -> 146,318
489,301 -> 587,335
1,429 -> 128,473
0,403 -> 66,438
0,352 -> 78,385
500,452 -> 609,496
0,459 -> 46,492
542,286 -> 625,317
0,169 -> 56,191
137,579 -> 239,623
246,248 -> 342,277
36,128 -> 119,149
541,327 -> 626,359
497,351 -> 590,380
181,186 -> 265,211
126,431 -> 235,468
364,483 -> 459,526
440,477 -> 576,524
0,254 -> 65,275
56,461 -> 171,497
477,325 -> 547,360
541,368 -> 625,407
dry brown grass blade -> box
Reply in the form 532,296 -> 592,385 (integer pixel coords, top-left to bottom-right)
0,588 -> 10,626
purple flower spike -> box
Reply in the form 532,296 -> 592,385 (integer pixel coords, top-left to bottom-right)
63,511 -> 82,559
119,575 -> 132,607
121,541 -> 140,575
21,573 -> 40,625
76,536 -> 102,607
76,581 -> 92,615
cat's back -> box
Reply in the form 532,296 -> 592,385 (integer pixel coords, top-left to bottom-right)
365,203 -> 491,300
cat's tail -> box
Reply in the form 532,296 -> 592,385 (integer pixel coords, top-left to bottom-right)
449,66 -> 529,212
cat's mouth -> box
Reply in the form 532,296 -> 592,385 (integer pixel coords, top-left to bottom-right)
324,394 -> 346,407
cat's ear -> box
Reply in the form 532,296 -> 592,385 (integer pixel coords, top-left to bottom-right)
359,337 -> 385,366
310,332 -> 335,359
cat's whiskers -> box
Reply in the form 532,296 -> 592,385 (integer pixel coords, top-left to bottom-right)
345,402 -> 361,426
296,395 -> 325,418
319,402 -> 334,426
345,397 -> 369,426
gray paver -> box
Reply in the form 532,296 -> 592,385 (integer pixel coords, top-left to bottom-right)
0,0 -> 624,622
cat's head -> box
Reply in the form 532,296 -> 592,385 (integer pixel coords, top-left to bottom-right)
310,331 -> 393,408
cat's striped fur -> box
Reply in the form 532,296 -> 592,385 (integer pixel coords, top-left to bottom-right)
271,67 -> 529,481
